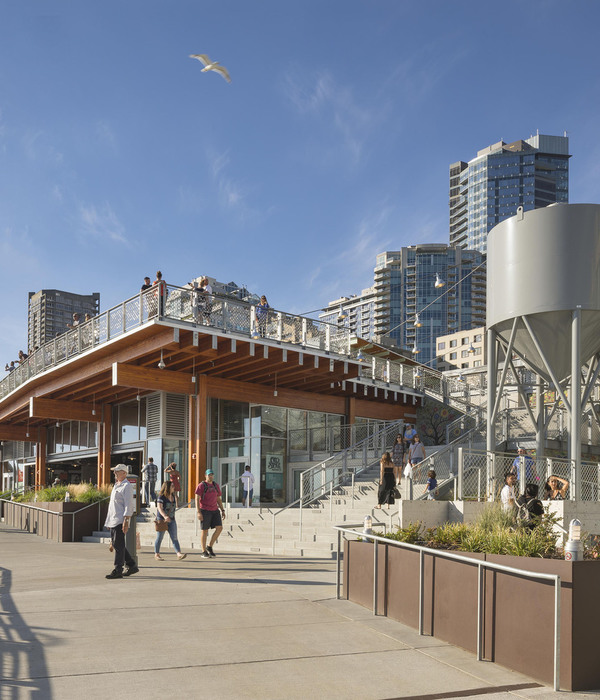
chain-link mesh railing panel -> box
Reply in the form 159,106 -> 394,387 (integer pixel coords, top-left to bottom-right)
80,321 -> 94,351
55,336 -> 68,363
462,451 -> 488,500
329,328 -> 349,355
581,461 -> 600,501
223,300 -> 251,334
280,315 -> 303,345
124,297 -> 142,332
590,416 -> 600,446
65,329 -> 80,358
108,306 -> 124,340
96,314 -> 108,344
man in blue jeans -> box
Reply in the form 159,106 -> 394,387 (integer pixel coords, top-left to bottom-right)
141,457 -> 158,507
104,464 -> 138,579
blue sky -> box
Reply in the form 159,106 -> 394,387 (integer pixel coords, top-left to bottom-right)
1,0 -> 599,362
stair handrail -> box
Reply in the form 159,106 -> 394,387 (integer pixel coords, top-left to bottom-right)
270,419 -> 404,555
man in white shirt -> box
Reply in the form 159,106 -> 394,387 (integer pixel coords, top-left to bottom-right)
500,473 -> 517,512
104,464 -> 138,579
240,465 -> 255,507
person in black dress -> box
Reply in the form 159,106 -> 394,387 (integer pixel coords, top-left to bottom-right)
376,451 -> 396,509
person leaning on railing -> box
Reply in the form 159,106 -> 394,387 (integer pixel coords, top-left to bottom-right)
544,475 -> 569,500
256,295 -> 270,337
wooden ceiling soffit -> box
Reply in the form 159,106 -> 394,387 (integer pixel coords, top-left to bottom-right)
0,425 -> 37,442
205,375 -> 346,415
112,362 -> 196,395
29,397 -> 97,422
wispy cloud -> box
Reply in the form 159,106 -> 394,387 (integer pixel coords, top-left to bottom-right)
282,69 -> 383,168
94,120 -> 118,154
23,129 -> 44,160
205,147 -> 269,226
382,44 -> 466,108
78,202 -> 129,246
22,128 -> 64,165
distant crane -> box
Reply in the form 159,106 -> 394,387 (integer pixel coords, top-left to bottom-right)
189,54 -> 231,83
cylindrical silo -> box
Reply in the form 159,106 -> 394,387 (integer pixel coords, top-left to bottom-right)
487,203 -> 600,382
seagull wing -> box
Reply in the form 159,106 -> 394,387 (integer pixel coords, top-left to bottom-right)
189,54 -> 211,67
213,65 -> 231,83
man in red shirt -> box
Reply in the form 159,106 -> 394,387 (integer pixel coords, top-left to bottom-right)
195,469 -> 225,558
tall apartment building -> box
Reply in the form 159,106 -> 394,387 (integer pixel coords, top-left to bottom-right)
319,287 -> 376,340
449,132 -> 570,253
28,290 -> 100,350
322,245 -> 485,367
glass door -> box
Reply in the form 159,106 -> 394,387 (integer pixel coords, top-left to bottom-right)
219,458 -> 247,506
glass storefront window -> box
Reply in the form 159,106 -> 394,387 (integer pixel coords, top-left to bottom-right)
62,423 -> 71,452
288,409 -> 307,451
219,400 -> 250,439
261,437 -> 285,503
47,427 -> 55,453
259,406 -> 286,437
79,422 -> 88,449
88,422 -> 98,448
162,439 -> 187,503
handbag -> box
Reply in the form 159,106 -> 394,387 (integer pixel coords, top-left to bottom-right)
392,487 -> 401,499
154,519 -> 168,532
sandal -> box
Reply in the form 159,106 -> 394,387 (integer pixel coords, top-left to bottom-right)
177,553 -> 187,560
154,554 -> 163,561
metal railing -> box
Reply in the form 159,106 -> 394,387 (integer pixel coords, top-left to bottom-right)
333,525 -> 561,691
417,448 -> 600,503
270,420 -> 405,554
1,284 -> 483,417
0,497 -> 109,542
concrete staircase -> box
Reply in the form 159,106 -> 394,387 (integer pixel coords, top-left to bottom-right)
83,462 -> 403,558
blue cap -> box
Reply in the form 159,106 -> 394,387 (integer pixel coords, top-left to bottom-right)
205,469 -> 214,476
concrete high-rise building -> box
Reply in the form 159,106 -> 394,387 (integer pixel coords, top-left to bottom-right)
28,290 -> 100,350
322,245 -> 486,367
319,287 -> 376,340
449,133 -> 570,253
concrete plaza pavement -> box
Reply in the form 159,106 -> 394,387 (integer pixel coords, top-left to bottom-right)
1,524 -> 598,700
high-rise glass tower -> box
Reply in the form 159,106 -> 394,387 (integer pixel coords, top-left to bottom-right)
449,133 -> 570,253
28,290 -> 100,350
322,245 -> 485,367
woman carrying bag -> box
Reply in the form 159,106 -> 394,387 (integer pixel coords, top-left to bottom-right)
154,481 -> 187,561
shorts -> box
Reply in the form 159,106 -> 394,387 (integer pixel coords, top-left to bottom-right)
200,509 -> 222,530
243,489 -> 254,499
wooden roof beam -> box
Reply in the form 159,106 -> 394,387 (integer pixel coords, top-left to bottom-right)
0,425 -> 38,442
29,397 -> 97,422
112,362 -> 196,395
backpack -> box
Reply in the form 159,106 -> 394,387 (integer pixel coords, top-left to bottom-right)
516,497 -> 542,526
199,481 -> 220,499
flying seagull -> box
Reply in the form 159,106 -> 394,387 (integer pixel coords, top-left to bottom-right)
189,54 -> 231,83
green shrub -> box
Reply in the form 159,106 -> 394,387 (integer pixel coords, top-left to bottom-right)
384,504 -> 563,558
7,484 -> 109,504
384,520 -> 424,544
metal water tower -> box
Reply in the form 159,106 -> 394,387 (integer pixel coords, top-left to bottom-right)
486,203 -> 600,498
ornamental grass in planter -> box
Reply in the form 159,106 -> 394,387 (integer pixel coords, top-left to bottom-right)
384,503 -> 600,559
12,483 -> 110,504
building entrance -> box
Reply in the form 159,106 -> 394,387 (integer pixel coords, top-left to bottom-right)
219,457 -> 248,506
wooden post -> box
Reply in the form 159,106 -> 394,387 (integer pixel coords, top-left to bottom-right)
197,374 -> 207,485
188,394 -> 197,506
36,428 -> 47,487
97,404 -> 111,486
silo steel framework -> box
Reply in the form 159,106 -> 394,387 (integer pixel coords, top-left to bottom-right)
486,204 -> 600,499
